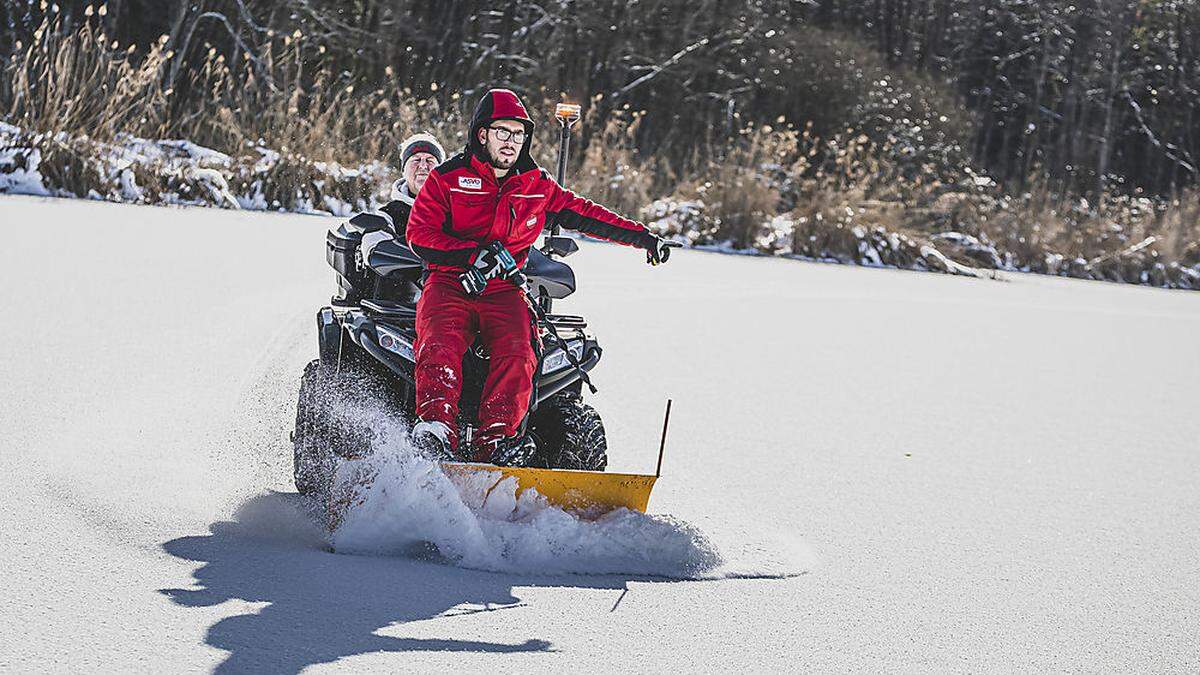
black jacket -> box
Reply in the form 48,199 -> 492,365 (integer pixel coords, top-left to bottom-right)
380,199 -> 412,239
369,178 -> 416,240
346,179 -> 422,303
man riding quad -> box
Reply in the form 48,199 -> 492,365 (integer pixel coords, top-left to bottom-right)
407,88 -> 674,465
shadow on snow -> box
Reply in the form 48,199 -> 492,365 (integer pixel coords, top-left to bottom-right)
159,491 -> 655,673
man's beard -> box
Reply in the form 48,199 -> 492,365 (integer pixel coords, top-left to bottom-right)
486,145 -> 517,170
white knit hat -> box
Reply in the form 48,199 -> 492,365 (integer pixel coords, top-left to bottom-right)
399,132 -> 446,167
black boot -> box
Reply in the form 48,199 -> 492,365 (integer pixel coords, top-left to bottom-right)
478,435 -> 537,467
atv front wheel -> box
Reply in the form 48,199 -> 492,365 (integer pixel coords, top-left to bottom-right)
528,393 -> 608,471
292,360 -> 329,495
292,360 -> 377,495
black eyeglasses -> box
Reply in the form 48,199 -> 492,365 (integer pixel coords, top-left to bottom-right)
487,126 -> 527,143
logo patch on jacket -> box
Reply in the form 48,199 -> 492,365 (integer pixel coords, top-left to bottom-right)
458,177 -> 482,189
526,216 -> 538,228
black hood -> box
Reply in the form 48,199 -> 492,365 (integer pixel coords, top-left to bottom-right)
468,88 -> 537,173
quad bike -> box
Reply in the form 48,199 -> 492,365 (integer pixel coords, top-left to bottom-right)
292,224 -> 609,495
291,104 -> 669,518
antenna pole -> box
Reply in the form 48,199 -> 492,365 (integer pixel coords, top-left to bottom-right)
549,103 -> 581,243
655,399 -> 672,478
540,102 -> 581,315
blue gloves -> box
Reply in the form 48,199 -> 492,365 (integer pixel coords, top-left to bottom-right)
460,241 -> 524,295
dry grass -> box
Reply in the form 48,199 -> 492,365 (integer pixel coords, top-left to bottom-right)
635,118 -> 1200,286
1,14 -> 461,168
182,44 -> 465,167
4,16 -> 172,140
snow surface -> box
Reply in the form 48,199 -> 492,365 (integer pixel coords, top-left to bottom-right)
2,194 -> 1199,671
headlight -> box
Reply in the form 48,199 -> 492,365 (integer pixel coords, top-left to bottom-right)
541,339 -> 584,374
376,325 -> 414,360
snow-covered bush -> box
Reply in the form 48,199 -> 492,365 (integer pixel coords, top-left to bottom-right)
0,125 -> 392,215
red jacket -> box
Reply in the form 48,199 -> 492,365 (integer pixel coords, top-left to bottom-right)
407,88 -> 653,274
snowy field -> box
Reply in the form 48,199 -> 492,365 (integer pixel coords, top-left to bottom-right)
2,194 -> 1198,671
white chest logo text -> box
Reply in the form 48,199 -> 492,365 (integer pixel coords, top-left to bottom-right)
458,177 -> 482,189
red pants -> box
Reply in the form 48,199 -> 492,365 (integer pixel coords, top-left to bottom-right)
414,272 -> 538,453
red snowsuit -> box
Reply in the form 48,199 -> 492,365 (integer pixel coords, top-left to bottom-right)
407,88 -> 655,455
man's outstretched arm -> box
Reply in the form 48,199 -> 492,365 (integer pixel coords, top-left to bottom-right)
544,174 -> 657,248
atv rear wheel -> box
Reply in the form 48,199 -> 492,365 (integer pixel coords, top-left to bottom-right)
528,393 -> 608,471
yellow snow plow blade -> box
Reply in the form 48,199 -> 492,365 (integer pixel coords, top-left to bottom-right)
439,462 -> 659,515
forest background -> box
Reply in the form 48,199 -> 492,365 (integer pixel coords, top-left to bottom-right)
2,0 -> 1198,288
